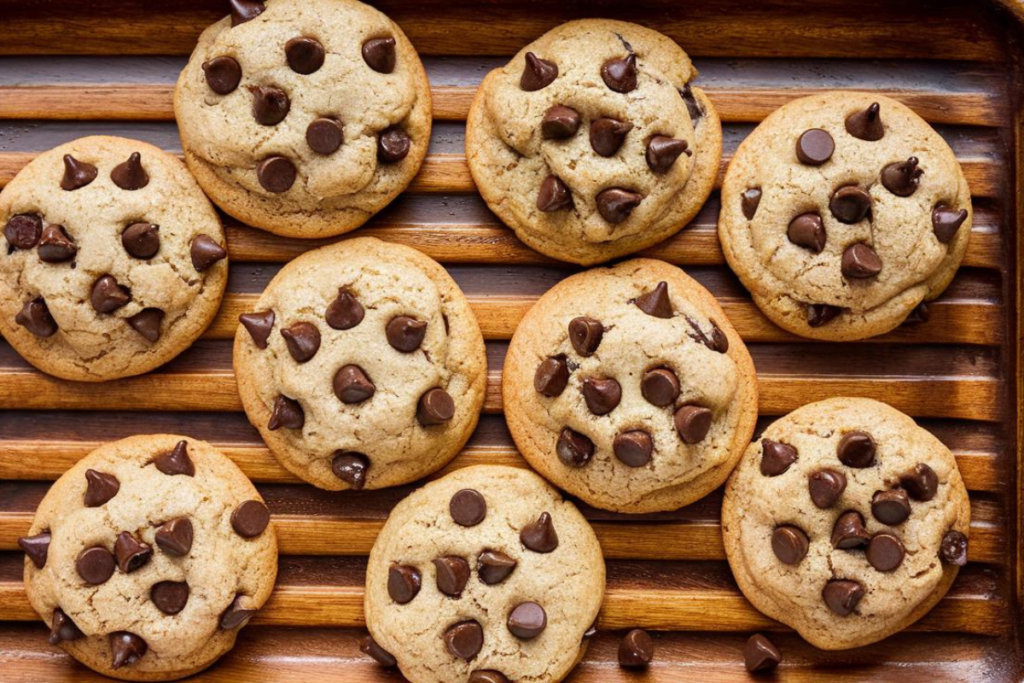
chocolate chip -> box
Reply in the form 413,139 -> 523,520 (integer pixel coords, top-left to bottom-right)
331,452 -> 369,489
837,431 -> 875,467
478,550 -> 516,585
90,275 -> 130,313
582,377 -> 621,415
281,322 -> 321,363
111,152 -> 149,190
240,310 -> 275,348
250,85 -> 290,126
686,316 -> 729,353
882,156 -> 923,197
444,620 -> 484,660
360,635 -> 396,667
867,532 -> 905,572
469,672 -> 509,683
110,632 -> 147,669
537,175 -> 572,212
433,556 -> 471,597
674,405 -> 712,444
38,224 -> 77,263
155,518 -> 193,556
760,439 -> 797,476
257,156 -> 296,193
795,128 -> 834,165
388,564 -> 421,604
535,356 -> 570,397
590,117 -> 633,157
114,532 -> 152,573
541,105 -> 580,139
568,316 -> 603,355
121,223 -> 159,259
618,628 -> 654,668
231,500 -> 270,538
680,84 -> 704,122
520,52 -> 558,91
596,188 -> 642,224
646,136 -> 689,173
940,530 -> 968,566
151,581 -> 190,615
741,188 -> 762,220
809,468 -> 846,508
378,127 -> 411,163
744,633 -> 781,672
4,214 -> 42,250
829,186 -> 872,223
521,511 -> 558,553
153,440 -> 195,476
556,428 -> 594,466
807,303 -> 842,328
787,213 -> 826,253
634,281 -> 672,318
18,532 -> 50,569
334,365 -> 375,404
841,243 -> 883,279
450,489 -> 486,526
772,525 -> 809,565
325,290 -> 363,330
190,234 -> 227,272
268,395 -> 304,430
386,316 -> 427,352
76,546 -> 115,585
127,308 -> 164,343
602,54 -> 637,93
203,56 -> 242,94
831,510 -> 870,549
60,154 -> 97,191
285,36 -> 324,74
229,0 -> 264,25
932,205 -> 968,244
846,102 -> 884,141
904,302 -> 930,326
822,580 -> 864,617
48,608 -> 83,645
362,37 -> 397,74
220,595 -> 257,629
306,118 -> 344,155
641,368 -> 680,406
16,298 -> 57,338
613,430 -> 653,467
417,388 -> 454,425
900,463 -> 939,501
84,469 -> 120,507
507,602 -> 546,639
871,489 -> 911,525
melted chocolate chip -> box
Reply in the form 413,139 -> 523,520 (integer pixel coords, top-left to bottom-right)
250,85 -> 290,126
360,635 -> 396,667
325,289 -> 363,330
111,152 -> 149,190
450,489 -> 487,526
634,281 -> 672,318
846,102 -> 884,141
744,633 -> 781,672
601,54 -> 637,93
16,298 -> 57,338
127,308 -> 164,343
190,234 -> 226,271
153,440 -> 195,476
155,518 -> 193,557
932,205 -> 968,244
841,243 -> 883,279
231,500 -> 270,538
867,532 -> 905,572
4,214 -> 42,250
378,127 -> 411,163
520,52 -> 558,91
674,405 -> 712,444
772,525 -> 810,565
680,84 -> 704,122
151,581 -> 190,615
537,175 -> 573,212
433,556 -> 471,597
37,224 -> 77,263
760,439 -> 797,476
257,156 -> 296,193
203,56 -> 242,94
507,602 -> 546,639
114,532 -> 152,573
470,671 -> 509,683
822,580 -> 864,617
281,321 -> 321,363
332,451 -> 369,490
534,356 -> 570,397
285,36 -> 325,75
122,223 -> 160,259
641,367 -> 680,407
541,105 -> 580,139
220,595 -> 257,629
837,431 -> 875,467
18,532 -> 51,569
306,118 -> 344,155
334,365 -> 375,404
521,511 -> 558,553
686,316 -> 729,353
76,546 -> 115,585
646,136 -> 689,173
48,608 -> 84,645
788,213 -> 826,253
556,428 -> 594,466
881,157 -> 923,196
478,550 -> 516,585
417,388 -> 454,425
91,275 -> 130,313
613,430 -> 653,467
444,620 -> 484,661
829,185 -> 872,223
268,395 -> 304,431
808,468 -> 846,508
618,628 -> 654,668
229,0 -> 264,26
900,463 -> 939,501
741,188 -> 762,220
388,564 -> 421,604
568,316 -> 603,355
386,315 -> 427,352
596,188 -> 642,224
362,37 -> 397,74
795,128 -> 835,165
110,632 -> 147,669
590,117 -> 633,157
61,154 -> 98,191
84,469 -> 120,507
582,377 -> 621,415
871,489 -> 911,525
940,530 -> 968,566
807,303 -> 842,328
831,510 -> 870,549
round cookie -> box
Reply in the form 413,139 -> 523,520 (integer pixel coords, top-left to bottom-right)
466,19 -> 721,266
364,465 -> 605,683
0,136 -> 228,382
233,237 -> 487,490
174,0 -> 432,238
722,398 -> 971,650
18,435 -> 277,681
503,258 -> 758,513
719,92 -> 972,341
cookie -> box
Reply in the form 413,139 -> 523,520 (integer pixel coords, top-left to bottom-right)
18,435 -> 277,681
0,136 -> 228,382
721,398 -> 970,650
466,19 -> 721,266
719,92 -> 972,341
364,465 -> 605,683
233,237 -> 487,490
174,0 -> 431,238
503,258 -> 758,513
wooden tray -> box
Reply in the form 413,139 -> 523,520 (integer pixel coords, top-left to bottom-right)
0,0 -> 1022,680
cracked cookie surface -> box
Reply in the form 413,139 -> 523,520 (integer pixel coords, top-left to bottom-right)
0,136 -> 228,382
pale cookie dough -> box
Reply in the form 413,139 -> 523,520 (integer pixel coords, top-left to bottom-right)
722,398 -> 971,650
466,19 -> 721,265
19,435 -> 277,681
364,465 -> 605,683
503,258 -> 758,513
174,0 -> 431,238
719,92 -> 972,341
0,136 -> 227,382
234,237 -> 487,490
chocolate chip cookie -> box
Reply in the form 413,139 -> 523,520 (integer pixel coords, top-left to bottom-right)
234,237 -> 487,491
19,435 -> 277,680
174,0 -> 431,238
719,92 -> 972,340
503,258 -> 758,513
721,398 -> 970,650
364,465 -> 605,683
0,136 -> 228,382
466,19 -> 721,265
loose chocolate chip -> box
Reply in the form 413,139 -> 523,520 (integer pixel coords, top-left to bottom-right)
114,532 -> 153,573
90,275 -> 130,314
155,518 -> 193,556
829,186 -> 873,224
360,635 -> 396,667
900,463 -> 939,501
470,671 -> 509,683
641,367 -> 680,406
831,510 -> 870,549
822,580 -> 864,617
613,430 -> 653,467
122,223 -> 160,259
537,175 -> 573,212
445,620 -> 484,661
582,377 -> 621,415
151,581 -> 190,615
478,550 -> 516,585
904,302 -> 930,326
84,469 -> 120,507
77,546 -> 115,585
111,152 -> 149,190
203,56 -> 242,94
521,511 -> 558,553
507,602 -> 546,639
332,451 -> 369,490
48,608 -> 84,645
590,117 -> 633,157
940,530 -> 968,566
744,633 -> 781,672
807,303 -> 842,328
16,298 -> 57,337
325,290 -> 363,330
231,500 -> 271,538
795,128 -> 835,165
808,469 -> 846,508
686,316 -> 729,353
417,388 -> 455,426
932,205 -> 968,244
37,224 -> 77,263
741,188 -> 762,220
674,405 -> 712,444
568,316 -> 603,355
388,564 -> 421,604
127,308 -> 164,343
306,118 -> 344,155
760,439 -> 797,476
646,135 -> 689,173
618,628 -> 654,668
521,52 -> 558,91
867,533 -> 905,572
154,440 -> 195,476
596,188 -> 642,224
239,310 -> 275,348
18,532 -> 50,569
680,84 -> 704,122
257,156 -> 296,193
772,525 -> 810,565
450,489 -> 487,526
4,214 -> 42,250
841,243 -> 883,279
846,102 -> 884,141
634,281 -> 672,318
334,365 -> 376,404
285,36 -> 325,74
281,322 -> 321,363
871,489 -> 911,525
787,213 -> 826,253
61,154 -> 98,191
433,556 -> 471,597
110,632 -> 147,669
881,156 -> 923,197
556,428 -> 594,466
250,85 -> 290,126
541,105 -> 580,139
362,37 -> 397,74
190,234 -> 227,272
220,595 -> 257,629
268,395 -> 304,430
602,54 -> 638,93
378,127 -> 411,163
535,356 -> 570,397
837,431 -> 875,467
386,316 -> 427,352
